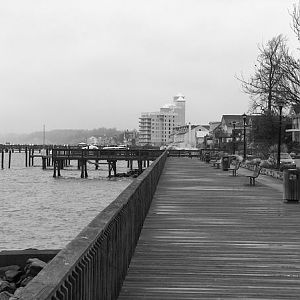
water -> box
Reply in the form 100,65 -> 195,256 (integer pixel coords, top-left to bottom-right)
0,152 -> 132,250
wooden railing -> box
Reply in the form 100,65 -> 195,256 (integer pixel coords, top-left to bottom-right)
52,148 -> 164,161
167,149 -> 201,158
18,151 -> 167,300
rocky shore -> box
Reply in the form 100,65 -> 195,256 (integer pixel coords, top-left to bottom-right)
0,257 -> 47,300
115,169 -> 141,178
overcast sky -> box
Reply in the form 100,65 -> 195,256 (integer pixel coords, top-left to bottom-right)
1,0 -> 299,133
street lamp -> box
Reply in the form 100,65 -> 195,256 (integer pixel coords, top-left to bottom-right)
242,113 -> 247,160
232,121 -> 236,155
277,100 -> 284,170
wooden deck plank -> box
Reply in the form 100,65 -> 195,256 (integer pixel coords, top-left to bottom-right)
118,158 -> 300,299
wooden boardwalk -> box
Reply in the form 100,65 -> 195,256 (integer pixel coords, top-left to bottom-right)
118,158 -> 300,299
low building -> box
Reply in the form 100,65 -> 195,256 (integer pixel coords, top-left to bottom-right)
123,130 -> 138,146
171,124 -> 209,149
208,115 -> 249,150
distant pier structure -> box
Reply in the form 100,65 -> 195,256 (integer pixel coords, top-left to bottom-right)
51,147 -> 162,178
0,144 -> 52,170
0,144 -> 200,178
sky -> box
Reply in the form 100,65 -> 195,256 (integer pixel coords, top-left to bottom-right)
1,0 -> 299,134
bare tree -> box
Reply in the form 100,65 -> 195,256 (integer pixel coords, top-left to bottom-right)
280,2 -> 300,109
278,52 -> 300,105
291,1 -> 300,41
238,35 -> 289,114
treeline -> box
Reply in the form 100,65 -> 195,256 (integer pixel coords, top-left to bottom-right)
0,127 -> 124,145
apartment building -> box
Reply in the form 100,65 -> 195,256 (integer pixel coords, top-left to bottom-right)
139,94 -> 186,146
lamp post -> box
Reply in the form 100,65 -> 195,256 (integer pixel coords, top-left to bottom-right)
242,113 -> 247,160
232,121 -> 236,155
277,101 -> 284,170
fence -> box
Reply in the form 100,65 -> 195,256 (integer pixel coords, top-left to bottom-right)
18,151 -> 167,300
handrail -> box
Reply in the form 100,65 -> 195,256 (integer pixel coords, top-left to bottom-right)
18,151 -> 167,300
167,149 -> 201,157
52,148 -> 164,160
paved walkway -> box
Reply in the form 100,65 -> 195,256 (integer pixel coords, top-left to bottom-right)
118,158 -> 300,299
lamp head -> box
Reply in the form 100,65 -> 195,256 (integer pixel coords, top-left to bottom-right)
242,113 -> 247,124
276,99 -> 285,109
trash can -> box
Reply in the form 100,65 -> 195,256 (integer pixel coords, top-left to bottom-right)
222,156 -> 230,171
283,168 -> 300,202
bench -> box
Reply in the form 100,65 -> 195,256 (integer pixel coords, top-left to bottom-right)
246,166 -> 262,186
228,161 -> 241,176
211,159 -> 221,169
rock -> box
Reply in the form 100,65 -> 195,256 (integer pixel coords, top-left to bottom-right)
25,258 -> 46,277
12,286 -> 24,297
0,291 -> 13,300
4,270 -> 21,283
0,281 -> 15,294
20,276 -> 33,287
0,267 -> 20,279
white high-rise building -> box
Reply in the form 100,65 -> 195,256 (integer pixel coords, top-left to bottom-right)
173,93 -> 186,125
139,94 -> 186,146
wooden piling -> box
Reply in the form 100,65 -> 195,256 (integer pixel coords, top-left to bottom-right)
81,160 -> 84,178
95,151 -> 99,170
84,161 -> 88,178
46,149 -> 50,166
57,160 -> 61,177
1,149 -> 4,169
42,157 -> 47,170
138,160 -> 143,174
80,160 -> 88,178
28,148 -> 31,167
8,151 -> 11,169
25,147 -> 28,167
53,160 -> 57,178
31,148 -> 34,166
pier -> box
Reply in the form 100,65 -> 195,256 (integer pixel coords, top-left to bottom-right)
51,148 -> 163,178
0,144 -> 53,169
0,144 -> 202,177
12,153 -> 300,299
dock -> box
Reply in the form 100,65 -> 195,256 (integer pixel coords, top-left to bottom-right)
14,153 -> 300,300
118,157 -> 300,299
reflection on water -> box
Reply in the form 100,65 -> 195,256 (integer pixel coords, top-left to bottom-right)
0,152 -> 132,250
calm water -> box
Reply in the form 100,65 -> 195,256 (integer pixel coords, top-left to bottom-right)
0,152 -> 132,250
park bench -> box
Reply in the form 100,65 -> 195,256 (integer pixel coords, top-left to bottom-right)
209,158 -> 217,164
228,161 -> 241,176
211,159 -> 221,168
246,166 -> 262,186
